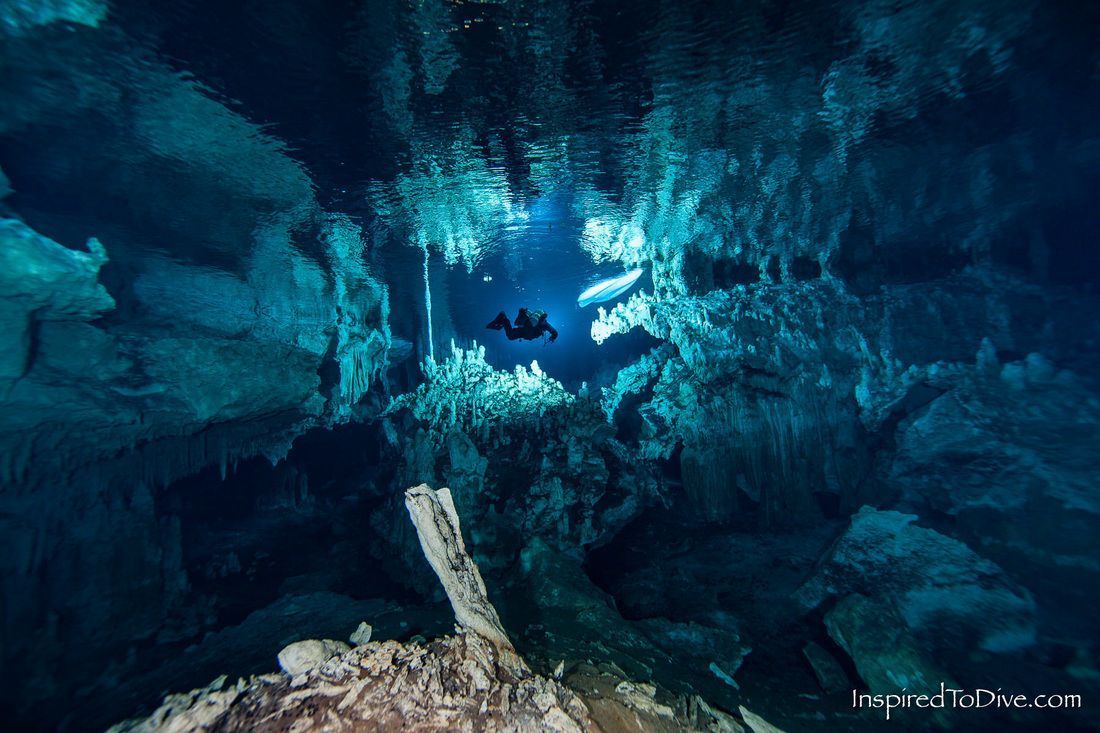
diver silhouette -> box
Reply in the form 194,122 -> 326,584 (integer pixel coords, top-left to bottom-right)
486,308 -> 558,342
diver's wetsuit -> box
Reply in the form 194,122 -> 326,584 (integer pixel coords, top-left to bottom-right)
486,308 -> 558,342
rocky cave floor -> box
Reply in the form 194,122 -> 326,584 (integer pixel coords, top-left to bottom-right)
105,485 -> 793,733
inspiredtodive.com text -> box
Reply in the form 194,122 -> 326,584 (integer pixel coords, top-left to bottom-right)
853,684 -> 1083,720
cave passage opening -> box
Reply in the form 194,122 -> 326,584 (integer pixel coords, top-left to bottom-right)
440,192 -> 660,390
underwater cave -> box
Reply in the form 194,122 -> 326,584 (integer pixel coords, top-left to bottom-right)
1,0 -> 1099,731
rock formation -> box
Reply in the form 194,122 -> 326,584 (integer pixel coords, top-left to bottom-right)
0,17 -> 394,719
382,344 -> 661,575
797,506 -> 1037,658
109,485 -> 773,732
404,483 -> 525,671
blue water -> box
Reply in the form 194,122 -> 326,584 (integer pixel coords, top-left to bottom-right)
446,192 -> 656,387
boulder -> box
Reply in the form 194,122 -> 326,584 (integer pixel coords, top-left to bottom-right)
797,506 -> 1036,658
825,594 -> 955,694
889,366 -> 1100,642
277,639 -> 351,677
801,641 -> 848,694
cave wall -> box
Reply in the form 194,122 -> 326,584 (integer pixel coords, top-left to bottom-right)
0,13 -> 393,725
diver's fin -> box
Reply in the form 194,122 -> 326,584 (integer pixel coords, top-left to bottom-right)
486,312 -> 506,330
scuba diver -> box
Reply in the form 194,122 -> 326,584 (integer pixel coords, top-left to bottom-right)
486,307 -> 558,342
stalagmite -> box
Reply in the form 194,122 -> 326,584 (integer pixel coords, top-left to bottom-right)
404,483 -> 529,676
387,341 -> 574,444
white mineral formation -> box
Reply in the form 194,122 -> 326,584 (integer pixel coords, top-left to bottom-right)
349,621 -> 373,646
404,482 -> 528,675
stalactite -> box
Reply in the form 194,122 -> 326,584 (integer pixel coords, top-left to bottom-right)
423,243 -> 434,361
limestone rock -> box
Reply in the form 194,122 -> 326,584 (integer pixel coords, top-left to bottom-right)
889,365 -> 1100,643
699,703 -> 745,733
0,0 -> 108,35
277,639 -> 351,677
388,341 -> 575,442
116,633 -> 593,732
349,621 -> 373,646
113,629 -> 750,733
737,706 -> 787,733
404,483 -> 526,674
801,641 -> 848,694
825,594 -> 956,728
796,506 -> 1036,658
0,220 -> 113,380
107,675 -> 245,733
384,347 -> 655,581
0,44 -> 393,727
